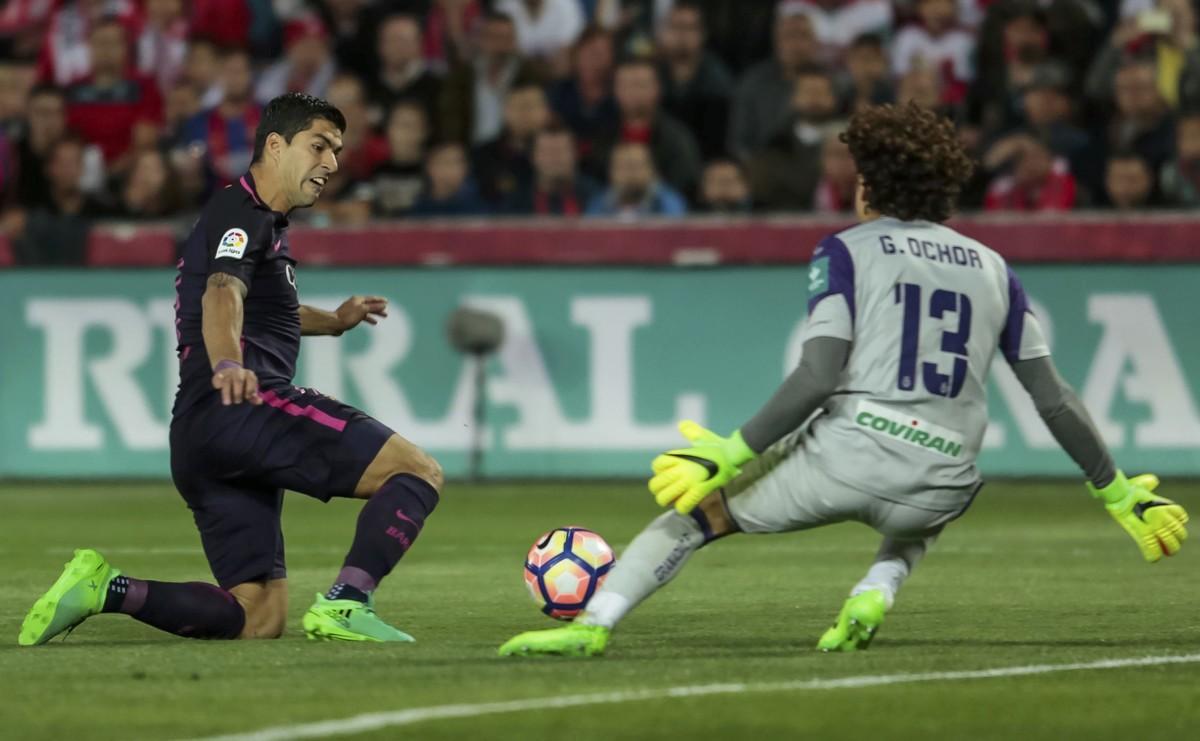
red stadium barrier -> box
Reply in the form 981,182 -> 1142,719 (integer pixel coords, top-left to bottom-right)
86,225 -> 177,266
3,214 -> 1198,268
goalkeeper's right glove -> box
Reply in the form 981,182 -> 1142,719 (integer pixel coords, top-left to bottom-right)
1087,471 -> 1189,563
649,420 -> 756,515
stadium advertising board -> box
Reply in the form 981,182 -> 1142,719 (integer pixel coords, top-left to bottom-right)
1,267 -> 1197,478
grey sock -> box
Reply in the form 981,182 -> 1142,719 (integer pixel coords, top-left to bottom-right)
581,511 -> 706,630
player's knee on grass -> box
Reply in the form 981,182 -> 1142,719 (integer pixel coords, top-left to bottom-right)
689,491 -> 740,544
356,434 -> 444,497
231,581 -> 288,639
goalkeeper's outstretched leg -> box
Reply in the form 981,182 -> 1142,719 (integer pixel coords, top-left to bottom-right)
498,495 -> 734,657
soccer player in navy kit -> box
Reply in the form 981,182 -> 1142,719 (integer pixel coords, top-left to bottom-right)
20,93 -> 443,645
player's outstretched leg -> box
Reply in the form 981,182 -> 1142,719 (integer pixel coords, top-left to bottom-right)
305,436 -> 443,642
817,536 -> 932,652
19,549 -> 245,645
499,506 -> 716,657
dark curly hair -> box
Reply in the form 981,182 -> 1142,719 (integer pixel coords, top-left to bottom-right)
840,103 -> 974,222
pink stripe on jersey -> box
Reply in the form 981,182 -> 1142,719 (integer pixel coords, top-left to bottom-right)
239,175 -> 263,206
258,389 -> 347,432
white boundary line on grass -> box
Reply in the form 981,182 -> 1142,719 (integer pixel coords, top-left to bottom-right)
186,652 -> 1200,741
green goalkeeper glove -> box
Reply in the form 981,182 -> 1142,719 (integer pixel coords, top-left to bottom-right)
1087,471 -> 1189,563
649,420 -> 756,515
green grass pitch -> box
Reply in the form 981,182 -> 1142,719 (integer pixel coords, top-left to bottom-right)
2,480 -> 1198,740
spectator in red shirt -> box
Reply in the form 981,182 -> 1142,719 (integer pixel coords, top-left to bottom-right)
65,17 -> 164,175
37,0 -> 142,87
503,125 -> 601,216
587,57 -> 703,199
984,133 -> 1078,211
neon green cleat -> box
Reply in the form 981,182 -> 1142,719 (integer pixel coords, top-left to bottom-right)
498,623 -> 610,657
19,549 -> 119,646
302,593 -> 415,642
817,589 -> 888,652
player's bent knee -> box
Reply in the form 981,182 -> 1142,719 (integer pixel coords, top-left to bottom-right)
359,435 -> 444,497
239,603 -> 287,639
411,450 -> 444,493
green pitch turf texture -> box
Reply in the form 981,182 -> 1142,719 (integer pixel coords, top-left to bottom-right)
2,480 -> 1198,741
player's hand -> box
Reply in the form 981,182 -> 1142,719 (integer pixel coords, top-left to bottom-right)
211,364 -> 261,406
335,295 -> 388,332
1088,471 -> 1189,562
649,421 -> 756,515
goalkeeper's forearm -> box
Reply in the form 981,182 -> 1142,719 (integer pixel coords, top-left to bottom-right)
739,336 -> 850,453
1011,355 -> 1116,487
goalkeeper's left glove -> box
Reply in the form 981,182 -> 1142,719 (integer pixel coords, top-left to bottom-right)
1087,471 -> 1189,563
649,420 -> 757,515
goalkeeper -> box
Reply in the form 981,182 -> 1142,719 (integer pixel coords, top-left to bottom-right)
499,103 -> 1189,658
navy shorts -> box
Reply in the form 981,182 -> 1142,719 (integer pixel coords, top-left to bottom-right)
170,386 -> 395,589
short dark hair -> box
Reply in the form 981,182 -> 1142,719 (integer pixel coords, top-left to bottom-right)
795,64 -> 834,84
482,10 -> 515,26
615,56 -> 657,75
669,0 -> 705,19
849,33 -> 884,53
27,82 -> 65,102
1107,149 -> 1150,168
536,124 -> 575,143
841,102 -> 974,222
252,93 -> 346,163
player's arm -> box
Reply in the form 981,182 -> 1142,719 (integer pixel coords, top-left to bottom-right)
202,272 -> 260,405
299,297 -> 388,336
1003,268 -> 1187,561
204,217 -> 267,405
651,237 -> 854,514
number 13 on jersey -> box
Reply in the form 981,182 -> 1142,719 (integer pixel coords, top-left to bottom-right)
895,282 -> 972,398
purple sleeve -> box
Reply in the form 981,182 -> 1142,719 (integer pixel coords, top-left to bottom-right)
999,266 -> 1031,363
807,236 -> 855,322
207,211 -> 268,288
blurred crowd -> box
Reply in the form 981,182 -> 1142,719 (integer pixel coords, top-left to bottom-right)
1,0 -> 1199,264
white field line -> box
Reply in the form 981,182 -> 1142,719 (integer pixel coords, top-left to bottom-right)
183,652 -> 1200,741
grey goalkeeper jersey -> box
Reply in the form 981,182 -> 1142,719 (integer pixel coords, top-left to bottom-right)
799,217 -> 1049,511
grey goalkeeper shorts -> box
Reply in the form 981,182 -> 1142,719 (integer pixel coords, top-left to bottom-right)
725,431 -> 976,540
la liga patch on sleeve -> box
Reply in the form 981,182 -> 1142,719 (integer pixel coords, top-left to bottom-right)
215,228 -> 249,259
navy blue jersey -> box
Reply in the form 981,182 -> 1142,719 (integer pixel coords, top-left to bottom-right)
173,172 -> 299,416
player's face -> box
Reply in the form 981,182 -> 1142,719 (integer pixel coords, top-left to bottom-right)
282,118 -> 342,209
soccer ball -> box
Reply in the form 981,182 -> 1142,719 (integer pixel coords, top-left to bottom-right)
523,527 -> 615,620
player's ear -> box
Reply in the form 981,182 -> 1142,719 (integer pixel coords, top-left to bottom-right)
265,132 -> 285,163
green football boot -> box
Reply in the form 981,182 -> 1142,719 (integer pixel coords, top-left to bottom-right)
817,589 -> 888,652
302,593 -> 415,642
19,549 -> 119,646
497,623 -> 610,657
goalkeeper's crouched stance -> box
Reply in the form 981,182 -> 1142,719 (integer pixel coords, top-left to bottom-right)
498,103 -> 1189,659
